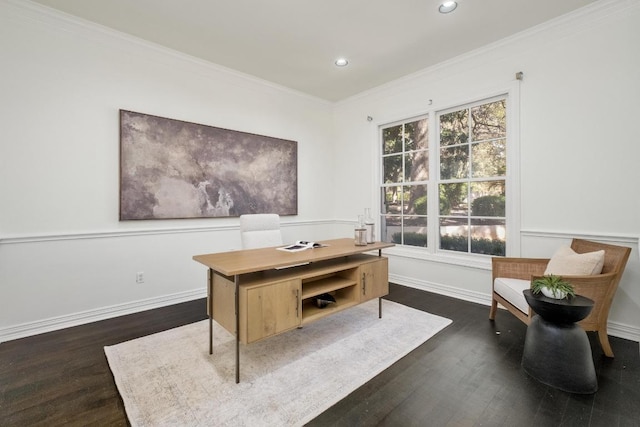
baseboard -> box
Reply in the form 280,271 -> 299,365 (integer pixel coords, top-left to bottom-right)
389,274 -> 640,344
4,276 -> 638,345
390,273 -> 491,307
607,321 -> 640,344
0,289 -> 206,343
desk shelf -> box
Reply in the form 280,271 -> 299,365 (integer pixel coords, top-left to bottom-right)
301,294 -> 359,325
301,268 -> 359,324
302,276 -> 357,299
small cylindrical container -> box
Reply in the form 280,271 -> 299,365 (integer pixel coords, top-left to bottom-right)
364,208 -> 374,243
354,227 -> 368,246
355,214 -> 368,246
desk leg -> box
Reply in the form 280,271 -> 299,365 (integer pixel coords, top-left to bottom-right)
378,249 -> 383,318
235,274 -> 240,384
208,268 -> 213,355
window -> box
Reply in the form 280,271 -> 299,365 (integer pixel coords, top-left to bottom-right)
380,96 -> 508,257
438,98 -> 506,256
381,117 -> 429,247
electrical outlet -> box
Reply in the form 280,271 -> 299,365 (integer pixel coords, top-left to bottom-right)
136,271 -> 144,283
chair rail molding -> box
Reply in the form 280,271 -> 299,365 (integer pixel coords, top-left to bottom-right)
521,229 -> 639,246
0,219 -> 334,245
520,230 -> 639,260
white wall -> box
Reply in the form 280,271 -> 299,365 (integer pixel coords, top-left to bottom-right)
0,0 -> 337,340
332,0 -> 640,342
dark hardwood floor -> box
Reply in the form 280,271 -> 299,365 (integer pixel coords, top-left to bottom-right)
1,284 -> 638,426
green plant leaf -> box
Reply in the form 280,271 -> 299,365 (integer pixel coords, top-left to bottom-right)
531,274 -> 575,298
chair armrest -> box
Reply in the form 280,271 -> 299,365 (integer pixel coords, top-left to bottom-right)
532,272 -> 619,325
492,257 -> 549,282
554,272 -> 618,303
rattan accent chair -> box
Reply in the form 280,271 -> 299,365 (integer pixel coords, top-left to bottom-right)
489,239 -> 631,357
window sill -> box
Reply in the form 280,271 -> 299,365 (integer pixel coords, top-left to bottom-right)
384,244 -> 493,270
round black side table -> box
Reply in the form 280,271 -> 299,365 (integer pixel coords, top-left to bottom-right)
521,289 -> 597,394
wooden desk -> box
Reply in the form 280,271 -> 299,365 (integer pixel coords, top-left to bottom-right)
193,238 -> 394,383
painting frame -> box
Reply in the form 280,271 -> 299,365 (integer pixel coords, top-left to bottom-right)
119,110 -> 298,220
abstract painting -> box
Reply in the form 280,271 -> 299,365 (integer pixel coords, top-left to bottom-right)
119,110 -> 297,220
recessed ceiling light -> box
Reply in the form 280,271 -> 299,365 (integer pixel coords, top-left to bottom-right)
335,58 -> 349,67
439,1 -> 457,13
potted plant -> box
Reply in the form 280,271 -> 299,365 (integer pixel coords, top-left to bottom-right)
531,275 -> 576,300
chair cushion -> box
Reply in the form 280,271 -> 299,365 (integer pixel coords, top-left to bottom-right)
544,246 -> 605,275
494,278 -> 530,314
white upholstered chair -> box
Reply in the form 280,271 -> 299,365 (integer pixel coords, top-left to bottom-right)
239,214 -> 283,249
489,239 -> 631,357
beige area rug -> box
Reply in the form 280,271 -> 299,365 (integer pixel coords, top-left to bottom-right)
104,299 -> 452,426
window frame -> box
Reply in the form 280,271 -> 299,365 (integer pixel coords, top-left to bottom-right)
435,95 -> 507,257
380,115 -> 429,247
375,85 -> 521,268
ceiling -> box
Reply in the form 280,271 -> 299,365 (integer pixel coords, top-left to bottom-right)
30,0 -> 599,102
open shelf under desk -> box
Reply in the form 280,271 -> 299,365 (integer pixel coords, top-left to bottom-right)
301,295 -> 359,325
301,276 -> 357,299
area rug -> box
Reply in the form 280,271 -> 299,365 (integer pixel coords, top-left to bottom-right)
104,299 -> 451,426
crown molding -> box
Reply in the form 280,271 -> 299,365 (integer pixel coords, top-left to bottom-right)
338,0 -> 639,105
3,0 -> 332,105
